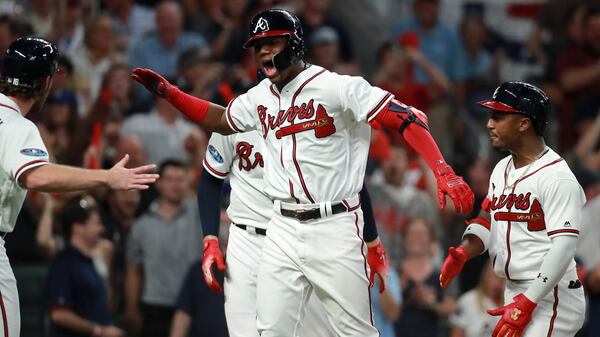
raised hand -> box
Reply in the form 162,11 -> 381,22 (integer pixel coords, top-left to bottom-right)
107,154 -> 159,190
439,246 -> 468,288
130,68 -> 173,97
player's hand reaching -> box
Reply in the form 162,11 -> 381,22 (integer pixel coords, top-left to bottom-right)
107,154 -> 159,190
202,237 -> 226,293
367,239 -> 389,293
439,246 -> 468,288
130,68 -> 174,98
434,164 -> 474,214
487,293 -> 537,337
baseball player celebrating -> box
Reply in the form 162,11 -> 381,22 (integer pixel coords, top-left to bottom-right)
439,82 -> 586,337
131,8 -> 473,337
0,37 -> 159,337
198,130 -> 388,336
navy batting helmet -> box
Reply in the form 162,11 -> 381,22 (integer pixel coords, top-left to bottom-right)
2,37 -> 60,88
478,81 -> 550,135
244,9 -> 305,71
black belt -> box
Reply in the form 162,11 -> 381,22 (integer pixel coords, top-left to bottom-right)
280,202 -> 347,221
234,223 -> 267,236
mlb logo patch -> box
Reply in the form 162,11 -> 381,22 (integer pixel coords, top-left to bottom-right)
20,148 -> 47,157
208,145 -> 224,163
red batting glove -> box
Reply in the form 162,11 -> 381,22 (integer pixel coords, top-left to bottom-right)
202,238 -> 226,293
434,164 -> 474,215
439,246 -> 468,288
367,240 -> 390,293
487,294 -> 537,337
130,68 -> 174,98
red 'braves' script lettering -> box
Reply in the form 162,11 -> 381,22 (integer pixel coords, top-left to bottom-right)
490,192 -> 531,211
236,141 -> 264,171
258,99 -> 336,138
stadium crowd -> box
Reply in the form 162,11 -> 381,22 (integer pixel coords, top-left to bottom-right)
1,0 -> 599,336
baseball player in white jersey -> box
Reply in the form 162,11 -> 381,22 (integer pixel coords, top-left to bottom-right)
439,82 -> 586,337
198,130 -> 389,337
131,8 -> 474,336
0,37 -> 158,337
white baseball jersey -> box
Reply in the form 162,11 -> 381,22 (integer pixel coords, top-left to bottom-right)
487,148 -> 585,281
224,65 -> 393,204
203,130 -> 336,337
203,131 -> 271,229
0,93 -> 49,233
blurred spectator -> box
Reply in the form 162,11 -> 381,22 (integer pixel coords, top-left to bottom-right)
208,0 -> 251,64
36,195 -> 113,281
177,47 -> 229,104
576,174 -> 600,337
297,0 -> 353,61
459,15 -> 498,118
70,15 -> 123,113
114,136 -> 148,169
309,26 -> 359,75
128,1 -> 208,108
125,160 -> 203,337
99,62 -> 139,118
27,0 -> 53,37
366,144 -> 439,266
101,189 -> 141,312
47,0 -> 86,57
555,5 -> 600,151
169,219 -> 229,337
528,1 -> 588,77
103,0 -> 155,53
395,218 -> 456,337
0,14 -> 34,57
46,196 -> 124,337
449,262 -> 503,337
390,0 -> 466,86
574,107 -> 600,171
168,262 -> 227,337
37,91 -> 80,164
181,0 -> 218,37
0,15 -> 12,56
372,268 -> 402,337
372,39 -> 450,111
121,95 -> 200,166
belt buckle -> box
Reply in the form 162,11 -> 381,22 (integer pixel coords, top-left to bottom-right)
294,208 -> 313,221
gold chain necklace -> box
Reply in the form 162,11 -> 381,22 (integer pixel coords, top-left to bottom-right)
503,147 -> 549,192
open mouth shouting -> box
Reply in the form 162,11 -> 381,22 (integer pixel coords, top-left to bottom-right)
262,57 -> 278,78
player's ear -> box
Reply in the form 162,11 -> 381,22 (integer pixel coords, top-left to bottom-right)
518,116 -> 532,133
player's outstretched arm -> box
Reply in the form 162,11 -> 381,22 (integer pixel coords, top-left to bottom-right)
486,235 -> 577,337
439,209 -> 489,288
197,169 -> 226,293
361,185 -> 389,293
130,68 -> 233,135
371,99 -> 474,214
20,154 -> 158,192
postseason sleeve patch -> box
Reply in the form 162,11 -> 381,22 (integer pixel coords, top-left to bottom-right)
208,145 -> 224,163
20,148 -> 48,157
